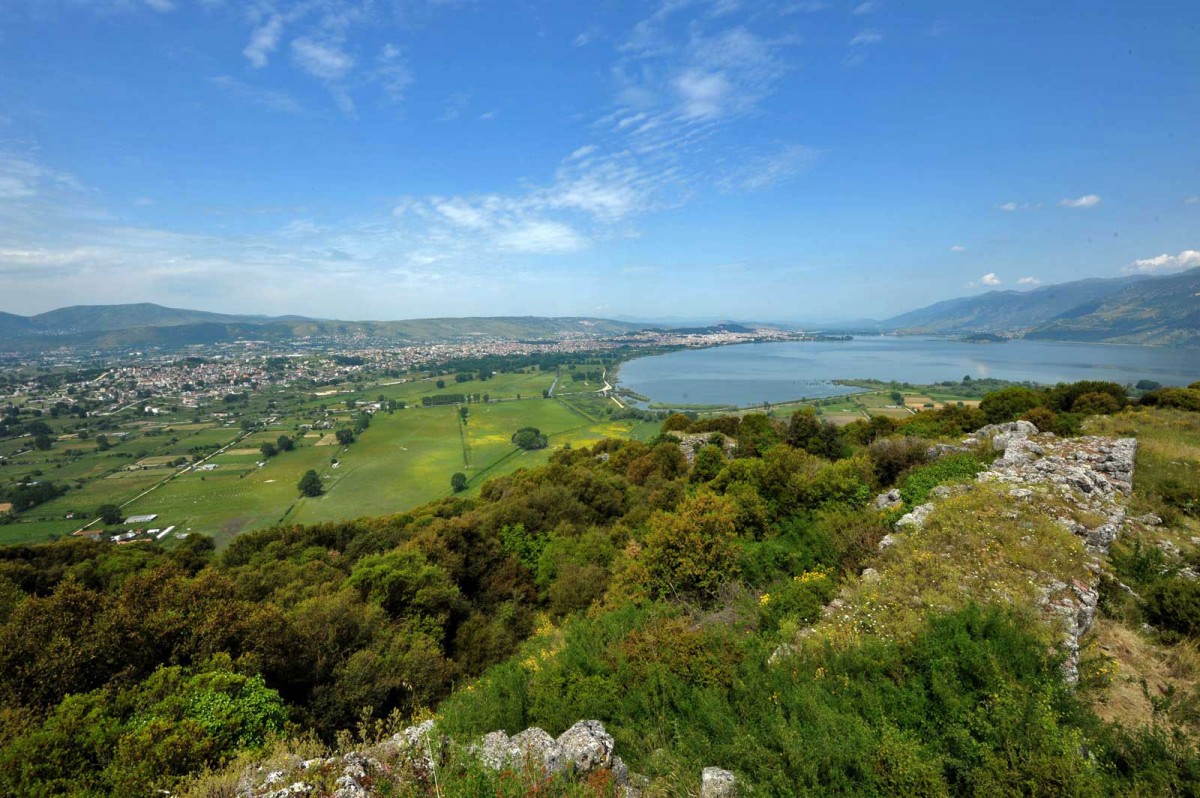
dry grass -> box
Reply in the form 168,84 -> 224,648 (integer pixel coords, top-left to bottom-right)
1087,618 -> 1200,732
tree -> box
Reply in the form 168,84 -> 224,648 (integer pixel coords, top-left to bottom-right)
979,386 -> 1045,425
276,435 -> 295,452
436,379 -> 446,389
458,406 -> 469,422
511,427 -> 548,450
335,428 -> 355,446
97,504 -> 123,525
450,472 -> 468,492
298,469 -> 323,497
95,434 -> 110,451
259,442 -> 278,459
662,413 -> 693,433
34,433 -> 53,451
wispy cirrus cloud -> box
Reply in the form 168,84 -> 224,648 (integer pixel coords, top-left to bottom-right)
210,75 -> 301,114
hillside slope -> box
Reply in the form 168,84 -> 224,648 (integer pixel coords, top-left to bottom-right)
884,275 -> 1146,332
1027,268 -> 1200,345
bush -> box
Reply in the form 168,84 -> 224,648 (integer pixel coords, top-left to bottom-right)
868,436 -> 929,486
641,492 -> 738,604
1145,578 -> 1200,639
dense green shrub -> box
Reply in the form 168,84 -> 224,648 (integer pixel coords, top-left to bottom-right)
899,453 -> 986,507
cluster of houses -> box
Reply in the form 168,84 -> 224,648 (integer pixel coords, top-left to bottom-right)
73,513 -> 187,544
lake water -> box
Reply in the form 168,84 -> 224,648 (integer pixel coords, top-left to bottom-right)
616,337 -> 1200,408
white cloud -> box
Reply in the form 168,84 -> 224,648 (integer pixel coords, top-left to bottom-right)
569,145 -> 598,161
996,201 -> 1018,212
849,30 -> 883,46
574,32 -> 591,47
291,37 -> 355,82
1124,249 -> 1200,275
852,1 -> 880,15
1018,276 -> 1041,286
495,221 -> 586,253
243,15 -> 283,67
1187,196 -> 1200,205
1059,194 -> 1101,208
143,0 -> 175,11
995,201 -> 1040,212
949,245 -> 966,252
980,272 -> 1001,286
674,69 -> 734,120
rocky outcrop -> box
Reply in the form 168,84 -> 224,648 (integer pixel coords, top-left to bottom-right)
881,420 -> 1137,682
235,719 -> 641,798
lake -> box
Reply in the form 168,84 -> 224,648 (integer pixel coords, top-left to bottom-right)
615,337 -> 1200,408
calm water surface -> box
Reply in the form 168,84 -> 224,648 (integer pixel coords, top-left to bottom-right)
616,337 -> 1200,407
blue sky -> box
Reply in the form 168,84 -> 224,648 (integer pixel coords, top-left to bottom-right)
1,0 -> 1197,321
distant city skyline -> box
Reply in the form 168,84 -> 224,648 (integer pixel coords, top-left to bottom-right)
1,0 -> 1197,320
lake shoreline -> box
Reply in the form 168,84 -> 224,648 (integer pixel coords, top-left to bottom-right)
614,336 -> 1200,410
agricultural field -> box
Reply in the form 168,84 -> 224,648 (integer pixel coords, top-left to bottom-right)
1,363 -> 658,548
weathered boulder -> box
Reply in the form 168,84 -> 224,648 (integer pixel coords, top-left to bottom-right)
700,767 -> 737,798
556,720 -> 615,773
873,488 -> 902,510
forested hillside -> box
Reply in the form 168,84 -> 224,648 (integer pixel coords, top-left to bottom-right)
3,381 -> 1200,796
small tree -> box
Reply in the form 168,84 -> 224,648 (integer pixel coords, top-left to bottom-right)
450,472 -> 468,492
436,379 -> 446,389
260,442 -> 278,459
298,469 -> 323,497
335,428 -> 355,446
97,504 -> 123,525
276,435 -> 295,452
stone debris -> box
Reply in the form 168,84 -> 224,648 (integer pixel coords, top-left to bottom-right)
873,488 -> 902,510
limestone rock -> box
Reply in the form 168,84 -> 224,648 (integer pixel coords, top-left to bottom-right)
556,720 -> 615,774
700,767 -> 737,798
873,488 -> 902,510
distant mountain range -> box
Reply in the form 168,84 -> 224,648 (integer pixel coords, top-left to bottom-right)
3,268 -> 1199,352
0,304 -> 648,351
883,268 -> 1200,346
